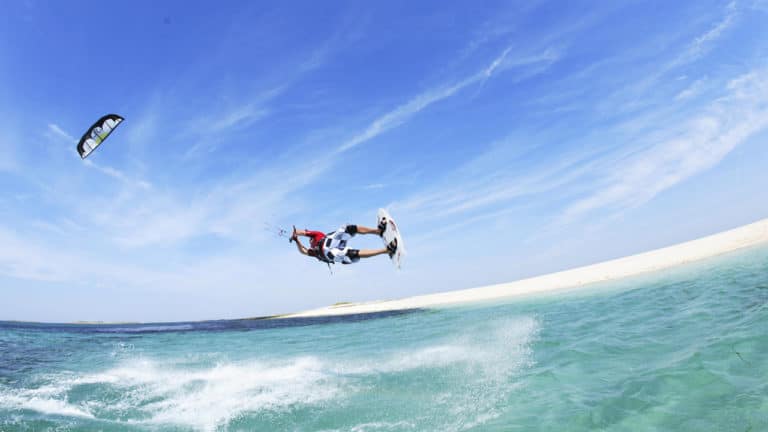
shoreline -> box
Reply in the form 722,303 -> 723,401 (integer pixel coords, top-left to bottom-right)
5,218 -> 766,325
278,218 -> 768,318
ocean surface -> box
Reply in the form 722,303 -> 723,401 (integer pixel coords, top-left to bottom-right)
1,246 -> 767,431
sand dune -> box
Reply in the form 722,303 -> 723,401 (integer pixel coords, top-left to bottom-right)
280,218 -> 768,318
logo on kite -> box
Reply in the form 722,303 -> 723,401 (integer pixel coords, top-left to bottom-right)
77,114 -> 124,159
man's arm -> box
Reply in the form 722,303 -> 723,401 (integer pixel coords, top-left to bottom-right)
293,227 -> 312,237
293,236 -> 310,255
290,227 -> 310,256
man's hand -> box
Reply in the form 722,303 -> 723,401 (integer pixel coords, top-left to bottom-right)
290,225 -> 298,243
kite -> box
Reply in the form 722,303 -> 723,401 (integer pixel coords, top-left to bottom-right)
77,114 -> 124,159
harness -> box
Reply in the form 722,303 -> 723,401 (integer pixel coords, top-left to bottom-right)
310,234 -> 333,264
307,235 -> 334,275
311,233 -> 349,264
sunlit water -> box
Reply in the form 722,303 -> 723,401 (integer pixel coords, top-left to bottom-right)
1,246 -> 767,431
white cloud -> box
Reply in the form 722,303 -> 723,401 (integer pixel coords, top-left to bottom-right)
561,68 -> 768,220
362,183 -> 386,190
665,4 -> 737,74
200,85 -> 284,134
389,62 -> 768,240
0,227 -> 149,284
579,3 -> 739,120
82,159 -> 152,190
210,105 -> 269,132
0,225 -> 280,304
675,1 -> 737,66
0,227 -> 74,282
179,85 -> 284,161
674,78 -> 707,101
389,132 -> 601,224
336,46 -> 559,153
122,105 -> 160,154
47,123 -> 76,143
72,151 -> 332,249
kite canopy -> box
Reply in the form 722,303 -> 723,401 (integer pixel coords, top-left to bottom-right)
77,114 -> 124,159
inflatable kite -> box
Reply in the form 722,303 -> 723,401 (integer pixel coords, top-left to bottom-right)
77,114 -> 124,159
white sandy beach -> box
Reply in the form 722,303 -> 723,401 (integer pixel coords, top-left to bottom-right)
280,218 -> 768,318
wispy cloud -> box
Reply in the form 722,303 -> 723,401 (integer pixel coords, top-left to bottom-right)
0,227 -> 80,282
178,34 -> 338,152
0,149 -> 328,293
390,52 -> 768,239
361,183 -> 386,190
0,224 -> 283,306
72,151 -> 332,249
194,85 -> 284,135
181,101 -> 272,160
335,46 -> 560,153
210,105 -> 270,132
566,3 -> 741,121
390,140 -> 599,223
656,2 -> 737,75
561,67 -> 768,221
82,159 -> 152,190
674,78 -> 707,101
672,1 -> 737,67
47,123 -> 76,143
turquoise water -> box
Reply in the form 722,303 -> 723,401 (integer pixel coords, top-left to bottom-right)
1,246 -> 767,431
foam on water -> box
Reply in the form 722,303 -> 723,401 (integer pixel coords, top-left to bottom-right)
8,356 -> 344,430
0,392 -> 94,419
322,420 -> 417,432
337,316 -> 537,374
0,316 -> 539,431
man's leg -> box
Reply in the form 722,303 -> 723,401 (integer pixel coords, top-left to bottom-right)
356,226 -> 383,235
355,248 -> 389,258
356,239 -> 397,259
339,248 -> 385,264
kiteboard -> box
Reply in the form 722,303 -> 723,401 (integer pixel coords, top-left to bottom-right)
377,208 -> 405,269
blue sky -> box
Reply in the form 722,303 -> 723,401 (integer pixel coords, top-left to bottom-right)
2,0 -> 768,322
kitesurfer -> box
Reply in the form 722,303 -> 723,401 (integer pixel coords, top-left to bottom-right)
290,222 -> 397,265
